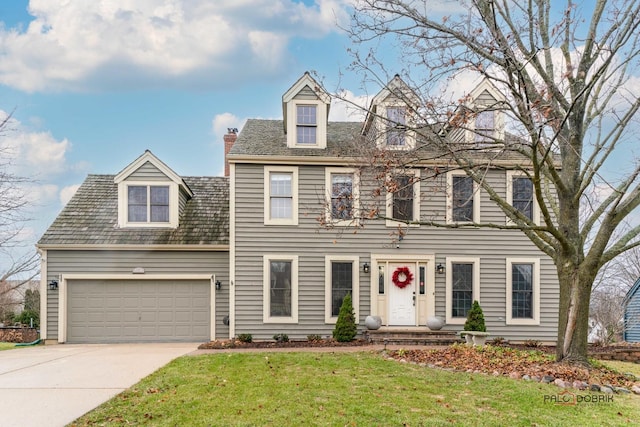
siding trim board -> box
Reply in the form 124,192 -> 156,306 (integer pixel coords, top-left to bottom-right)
58,274 -> 216,343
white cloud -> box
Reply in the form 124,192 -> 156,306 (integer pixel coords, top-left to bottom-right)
0,0 -> 351,92
25,184 -> 59,206
0,110 -> 70,177
212,112 -> 245,138
329,89 -> 368,122
60,184 -> 80,205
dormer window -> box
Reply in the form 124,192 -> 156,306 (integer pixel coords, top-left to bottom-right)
296,105 -> 317,144
386,107 -> 406,146
463,79 -> 506,144
474,110 -> 495,143
114,150 -> 191,229
283,72 -> 330,149
363,75 -> 418,151
128,185 -> 169,223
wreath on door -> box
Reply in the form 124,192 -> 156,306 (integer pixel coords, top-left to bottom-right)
392,266 -> 414,289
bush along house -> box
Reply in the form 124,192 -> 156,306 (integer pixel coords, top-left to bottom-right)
37,72 -> 559,344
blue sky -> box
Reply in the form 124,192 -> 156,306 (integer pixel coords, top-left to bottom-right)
0,0 -> 372,262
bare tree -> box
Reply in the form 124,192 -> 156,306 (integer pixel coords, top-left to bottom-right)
346,0 -> 640,365
0,111 -> 39,315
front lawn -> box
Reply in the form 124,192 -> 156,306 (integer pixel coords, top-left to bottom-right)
72,351 -> 639,426
0,342 -> 16,351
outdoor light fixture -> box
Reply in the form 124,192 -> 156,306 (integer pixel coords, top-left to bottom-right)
48,280 -> 59,291
215,280 -> 222,290
436,264 -> 445,274
363,263 -> 370,274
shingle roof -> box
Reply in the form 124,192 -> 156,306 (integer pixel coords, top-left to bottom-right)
38,175 -> 229,246
229,119 -> 548,164
229,119 -> 364,157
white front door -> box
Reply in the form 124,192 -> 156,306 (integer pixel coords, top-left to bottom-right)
387,263 -> 416,325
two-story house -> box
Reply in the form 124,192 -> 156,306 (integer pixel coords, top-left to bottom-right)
37,72 -> 559,344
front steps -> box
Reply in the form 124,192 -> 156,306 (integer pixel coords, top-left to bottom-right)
363,327 -> 463,346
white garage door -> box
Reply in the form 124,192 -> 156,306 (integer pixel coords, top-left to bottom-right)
67,279 -> 210,343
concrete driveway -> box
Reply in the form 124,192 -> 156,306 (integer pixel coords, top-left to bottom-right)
0,343 -> 198,427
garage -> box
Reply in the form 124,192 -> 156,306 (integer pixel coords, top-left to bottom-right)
65,279 -> 211,343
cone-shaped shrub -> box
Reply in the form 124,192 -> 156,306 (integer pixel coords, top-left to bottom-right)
333,293 -> 357,342
463,300 -> 486,332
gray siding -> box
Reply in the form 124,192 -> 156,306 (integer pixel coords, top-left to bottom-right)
233,163 -> 559,342
127,161 -> 169,181
294,85 -> 319,101
45,250 -> 229,340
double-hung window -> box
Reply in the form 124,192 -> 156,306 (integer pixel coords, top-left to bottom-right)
127,185 -> 169,223
392,175 -> 413,221
263,255 -> 298,323
446,257 -> 480,324
386,107 -> 406,146
325,256 -> 359,323
507,171 -> 538,224
386,170 -> 420,226
264,166 -> 298,225
296,105 -> 317,145
326,168 -> 358,225
474,110 -> 495,143
447,172 -> 478,223
506,258 -> 540,325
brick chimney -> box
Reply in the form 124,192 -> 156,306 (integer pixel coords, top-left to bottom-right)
224,128 -> 238,177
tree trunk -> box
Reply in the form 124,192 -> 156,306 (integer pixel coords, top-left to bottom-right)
555,265 -> 593,366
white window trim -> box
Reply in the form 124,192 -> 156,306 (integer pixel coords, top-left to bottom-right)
117,181 -> 179,228
445,257 -> 480,325
264,166 -> 299,226
263,255 -> 299,324
506,258 -> 540,325
325,167 -> 360,226
386,169 -> 420,227
376,104 -> 416,150
446,171 -> 480,224
506,171 -> 540,225
286,99 -> 327,149
324,255 -> 360,324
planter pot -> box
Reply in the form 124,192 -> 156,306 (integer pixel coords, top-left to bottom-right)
365,315 -> 382,330
464,333 -> 473,344
426,316 -> 445,331
472,334 -> 488,347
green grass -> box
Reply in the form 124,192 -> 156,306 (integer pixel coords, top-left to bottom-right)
73,351 -> 640,427
0,342 -> 16,351
600,360 -> 640,378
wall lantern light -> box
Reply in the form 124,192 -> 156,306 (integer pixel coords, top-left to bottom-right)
363,262 -> 370,274
48,280 -> 59,291
215,280 -> 222,290
436,264 -> 445,274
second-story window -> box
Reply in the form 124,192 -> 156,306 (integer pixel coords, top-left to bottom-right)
331,173 -> 354,220
512,177 -> 533,220
128,185 -> 169,223
392,175 -> 414,222
270,173 -> 293,219
297,105 -> 317,144
452,175 -> 474,222
386,107 -> 406,146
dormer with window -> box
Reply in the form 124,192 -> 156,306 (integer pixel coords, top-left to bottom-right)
465,79 -> 506,145
363,75 -> 419,150
282,72 -> 330,149
114,150 -> 193,228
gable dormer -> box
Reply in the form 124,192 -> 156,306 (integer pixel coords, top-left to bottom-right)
465,79 -> 506,144
363,75 -> 420,150
282,72 -> 331,149
114,150 -> 193,228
